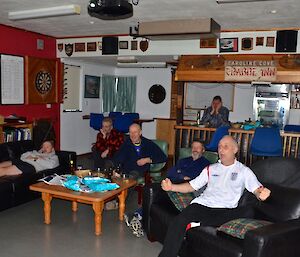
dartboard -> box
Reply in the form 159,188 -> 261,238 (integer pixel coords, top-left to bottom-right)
35,71 -> 53,95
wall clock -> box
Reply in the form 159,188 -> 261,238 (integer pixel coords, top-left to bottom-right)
148,84 -> 166,104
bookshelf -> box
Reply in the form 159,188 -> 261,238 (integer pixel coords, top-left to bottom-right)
0,122 -> 33,143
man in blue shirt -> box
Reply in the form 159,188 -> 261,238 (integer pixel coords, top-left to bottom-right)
201,95 -> 229,128
113,123 -> 167,179
167,140 -> 210,183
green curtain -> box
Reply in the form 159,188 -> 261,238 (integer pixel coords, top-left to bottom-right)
116,76 -> 136,112
102,75 -> 117,112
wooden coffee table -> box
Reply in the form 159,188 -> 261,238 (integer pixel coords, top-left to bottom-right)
29,178 -> 136,236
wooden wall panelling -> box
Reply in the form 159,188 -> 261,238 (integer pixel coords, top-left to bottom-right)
156,118 -> 176,157
170,69 -> 178,119
176,54 -> 300,83
176,81 -> 184,124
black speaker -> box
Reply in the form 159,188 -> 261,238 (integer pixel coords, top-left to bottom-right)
276,30 -> 298,52
102,36 -> 119,55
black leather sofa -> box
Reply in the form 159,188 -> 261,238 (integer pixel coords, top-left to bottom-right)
143,157 -> 300,257
0,140 -> 76,211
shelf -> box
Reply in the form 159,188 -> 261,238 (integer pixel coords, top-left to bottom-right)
0,122 -> 33,143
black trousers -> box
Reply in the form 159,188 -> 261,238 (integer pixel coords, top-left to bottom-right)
158,203 -> 253,257
92,149 -> 114,170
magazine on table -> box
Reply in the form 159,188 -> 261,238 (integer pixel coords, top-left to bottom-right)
39,174 -> 67,186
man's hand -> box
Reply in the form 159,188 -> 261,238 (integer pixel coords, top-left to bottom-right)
26,155 -> 36,160
137,157 -> 151,166
113,170 -> 121,178
215,102 -> 222,114
210,105 -> 216,115
100,128 -> 106,138
255,186 -> 271,201
101,149 -> 109,158
161,178 -> 173,191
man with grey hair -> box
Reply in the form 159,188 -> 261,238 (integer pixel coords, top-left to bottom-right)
158,135 -> 271,257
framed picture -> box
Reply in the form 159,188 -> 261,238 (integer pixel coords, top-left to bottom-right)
266,37 -> 275,47
74,43 -> 85,52
119,41 -> 128,49
241,38 -> 253,50
131,40 -> 138,50
256,37 -> 264,46
219,38 -> 238,53
84,75 -> 100,98
200,38 -> 217,48
87,42 -> 97,52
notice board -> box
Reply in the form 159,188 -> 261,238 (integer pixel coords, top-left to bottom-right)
0,54 -> 24,104
62,64 -> 82,111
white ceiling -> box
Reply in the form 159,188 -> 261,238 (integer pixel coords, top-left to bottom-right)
0,0 -> 300,38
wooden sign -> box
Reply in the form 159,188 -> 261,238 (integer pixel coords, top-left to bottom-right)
25,57 -> 58,104
225,60 -> 277,82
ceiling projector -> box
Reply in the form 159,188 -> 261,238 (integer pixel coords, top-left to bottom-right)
88,0 -> 133,20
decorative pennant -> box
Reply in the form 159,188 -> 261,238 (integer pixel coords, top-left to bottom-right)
57,43 -> 63,52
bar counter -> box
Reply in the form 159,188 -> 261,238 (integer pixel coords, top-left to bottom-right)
174,125 -> 300,164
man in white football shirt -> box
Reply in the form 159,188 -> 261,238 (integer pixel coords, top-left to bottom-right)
158,135 -> 271,257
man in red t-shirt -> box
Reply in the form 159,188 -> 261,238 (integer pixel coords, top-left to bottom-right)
92,117 -> 124,170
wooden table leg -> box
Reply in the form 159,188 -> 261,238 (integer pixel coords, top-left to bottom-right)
41,192 -> 52,224
118,189 -> 128,221
72,201 -> 78,212
92,202 -> 104,236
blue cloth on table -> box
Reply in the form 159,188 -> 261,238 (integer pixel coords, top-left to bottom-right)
63,176 -> 119,192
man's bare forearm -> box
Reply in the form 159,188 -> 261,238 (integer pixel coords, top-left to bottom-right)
170,182 -> 195,193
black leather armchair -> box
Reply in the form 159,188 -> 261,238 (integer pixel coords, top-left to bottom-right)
0,140 -> 76,211
143,158 -> 300,257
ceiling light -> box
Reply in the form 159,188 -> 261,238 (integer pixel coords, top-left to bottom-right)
269,9 -> 277,14
216,0 -> 278,3
117,56 -> 137,63
8,5 -> 81,20
117,62 -> 167,68
130,19 -> 220,40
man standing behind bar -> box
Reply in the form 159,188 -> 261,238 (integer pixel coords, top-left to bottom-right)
158,135 -> 271,257
113,123 -> 167,179
201,95 -> 229,127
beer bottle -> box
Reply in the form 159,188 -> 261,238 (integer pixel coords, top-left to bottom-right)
196,111 -> 201,125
